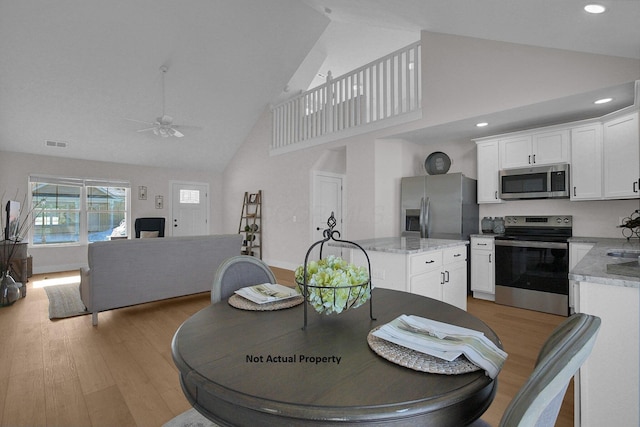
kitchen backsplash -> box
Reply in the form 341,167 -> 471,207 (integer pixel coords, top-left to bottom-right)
479,198 -> 638,238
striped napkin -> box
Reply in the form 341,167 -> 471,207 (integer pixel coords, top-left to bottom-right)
235,283 -> 300,304
372,314 -> 507,379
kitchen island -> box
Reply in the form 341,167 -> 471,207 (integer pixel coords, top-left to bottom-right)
568,238 -> 639,427
346,237 -> 469,311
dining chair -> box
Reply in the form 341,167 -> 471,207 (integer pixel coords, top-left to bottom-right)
471,313 -> 601,427
211,255 -> 276,303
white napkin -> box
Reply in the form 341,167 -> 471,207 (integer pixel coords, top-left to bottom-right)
373,314 -> 508,379
235,283 -> 300,304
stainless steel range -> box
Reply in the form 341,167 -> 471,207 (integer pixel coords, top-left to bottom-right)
494,215 -> 572,316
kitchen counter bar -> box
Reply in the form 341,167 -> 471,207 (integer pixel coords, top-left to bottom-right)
336,236 -> 469,255
569,237 -> 640,288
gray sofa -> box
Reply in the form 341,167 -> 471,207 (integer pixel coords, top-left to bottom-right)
80,234 -> 241,325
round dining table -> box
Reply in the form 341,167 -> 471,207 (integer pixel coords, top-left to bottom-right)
171,288 -> 502,426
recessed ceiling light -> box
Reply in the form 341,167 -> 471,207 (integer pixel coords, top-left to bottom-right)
584,4 -> 606,14
594,97 -> 613,104
476,122 -> 489,128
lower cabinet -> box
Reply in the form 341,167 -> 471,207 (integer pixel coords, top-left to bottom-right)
575,281 -> 639,426
568,242 -> 595,312
351,245 -> 468,311
470,237 -> 495,300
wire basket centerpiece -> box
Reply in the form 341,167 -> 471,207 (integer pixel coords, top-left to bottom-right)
295,212 -> 375,329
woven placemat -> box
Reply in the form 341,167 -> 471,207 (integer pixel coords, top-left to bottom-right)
367,326 -> 481,375
228,294 -> 304,311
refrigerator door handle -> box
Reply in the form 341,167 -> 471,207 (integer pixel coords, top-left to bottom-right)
420,197 -> 430,238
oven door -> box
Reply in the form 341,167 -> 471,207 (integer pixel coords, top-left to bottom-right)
494,239 -> 569,316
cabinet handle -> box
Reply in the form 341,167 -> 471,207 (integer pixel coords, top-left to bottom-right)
532,154 -> 536,164
453,253 -> 462,257
574,186 -> 577,197
445,270 -> 450,283
494,191 -> 498,199
477,243 -> 488,246
489,254 -> 492,263
528,155 -> 531,164
634,180 -> 639,193
425,260 -> 435,264
440,272 -> 445,284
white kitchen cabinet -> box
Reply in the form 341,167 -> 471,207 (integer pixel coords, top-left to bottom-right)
476,140 -> 502,203
500,135 -> 532,168
352,244 -> 468,310
410,246 -> 467,310
470,237 -> 495,300
500,129 -> 569,169
568,242 -> 595,312
603,111 -> 640,199
570,124 -> 603,200
575,281 -> 639,426
441,253 -> 467,310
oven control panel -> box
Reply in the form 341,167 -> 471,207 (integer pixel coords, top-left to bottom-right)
503,215 -> 572,228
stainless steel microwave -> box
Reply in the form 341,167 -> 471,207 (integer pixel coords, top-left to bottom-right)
499,163 -> 570,199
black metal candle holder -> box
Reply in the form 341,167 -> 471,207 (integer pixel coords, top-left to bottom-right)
297,213 -> 375,329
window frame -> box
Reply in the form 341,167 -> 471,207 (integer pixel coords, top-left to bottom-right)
29,175 -> 131,246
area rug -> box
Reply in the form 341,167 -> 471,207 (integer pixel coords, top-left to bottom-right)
44,283 -> 88,319
162,408 -> 219,427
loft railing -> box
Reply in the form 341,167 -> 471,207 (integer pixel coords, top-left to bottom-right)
271,41 -> 421,152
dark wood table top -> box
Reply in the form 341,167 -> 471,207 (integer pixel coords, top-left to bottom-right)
171,288 -> 502,426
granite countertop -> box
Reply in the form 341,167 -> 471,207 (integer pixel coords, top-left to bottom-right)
569,237 -> 640,288
334,236 -> 468,255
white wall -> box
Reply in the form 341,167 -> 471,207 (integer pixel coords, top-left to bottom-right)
3,32 -> 638,274
223,31 -> 640,270
0,151 -> 221,273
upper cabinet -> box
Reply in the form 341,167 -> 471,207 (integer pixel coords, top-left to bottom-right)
500,129 -> 570,169
570,123 -> 603,200
476,109 -> 639,203
476,140 -> 502,203
603,111 -> 639,199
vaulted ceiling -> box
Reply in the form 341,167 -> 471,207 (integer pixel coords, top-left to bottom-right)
1,1 -> 638,172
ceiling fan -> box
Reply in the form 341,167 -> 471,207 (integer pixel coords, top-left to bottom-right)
126,65 -> 199,138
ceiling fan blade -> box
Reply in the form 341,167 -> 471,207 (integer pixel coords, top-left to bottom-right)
124,117 -> 155,125
172,124 -> 202,130
136,127 -> 156,133
171,128 -> 185,138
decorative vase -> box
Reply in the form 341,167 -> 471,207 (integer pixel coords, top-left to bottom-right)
0,271 -> 20,306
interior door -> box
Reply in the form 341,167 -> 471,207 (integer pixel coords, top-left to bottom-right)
171,182 -> 209,236
312,172 -> 344,258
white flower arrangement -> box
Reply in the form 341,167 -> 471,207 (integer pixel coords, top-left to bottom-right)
295,255 -> 370,315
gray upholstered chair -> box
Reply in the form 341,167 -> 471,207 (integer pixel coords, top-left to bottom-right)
471,313 -> 601,427
211,255 -> 276,303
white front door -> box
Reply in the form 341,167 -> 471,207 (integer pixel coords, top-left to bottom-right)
311,172 -> 344,258
171,182 -> 209,236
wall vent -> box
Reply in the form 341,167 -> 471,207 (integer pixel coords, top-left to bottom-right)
45,140 -> 67,148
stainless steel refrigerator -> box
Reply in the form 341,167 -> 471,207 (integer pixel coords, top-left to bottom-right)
401,173 -> 479,240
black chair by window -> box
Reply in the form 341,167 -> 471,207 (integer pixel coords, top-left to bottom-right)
134,217 -> 166,238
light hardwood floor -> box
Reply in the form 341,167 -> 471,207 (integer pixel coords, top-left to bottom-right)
0,269 -> 572,427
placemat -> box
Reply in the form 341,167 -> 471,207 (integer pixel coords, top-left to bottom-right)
228,294 -> 304,311
367,326 -> 481,375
